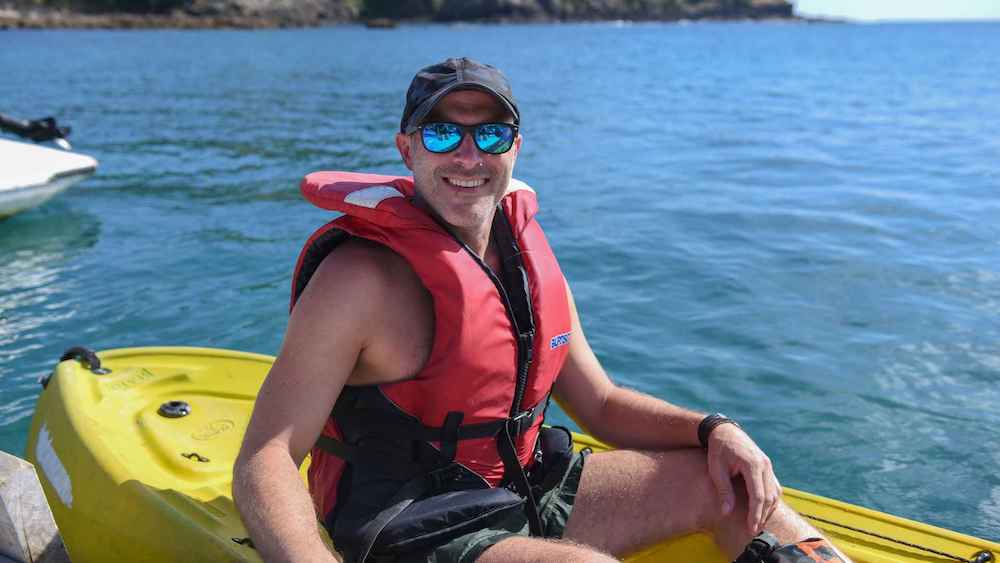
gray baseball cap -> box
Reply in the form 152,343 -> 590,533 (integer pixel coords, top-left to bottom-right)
400,57 -> 520,133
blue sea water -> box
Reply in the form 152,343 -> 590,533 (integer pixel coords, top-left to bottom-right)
1,21 -> 998,541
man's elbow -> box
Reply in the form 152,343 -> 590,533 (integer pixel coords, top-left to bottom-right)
233,441 -> 297,491
232,449 -> 254,512
578,383 -> 623,443
232,443 -> 272,511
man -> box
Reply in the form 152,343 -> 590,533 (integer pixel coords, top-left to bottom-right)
233,58 -> 851,563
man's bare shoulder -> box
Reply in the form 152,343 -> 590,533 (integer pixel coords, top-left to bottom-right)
307,237 -> 405,295
297,237 -> 433,385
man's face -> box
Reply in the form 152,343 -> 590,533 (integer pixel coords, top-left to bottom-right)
395,90 -> 522,233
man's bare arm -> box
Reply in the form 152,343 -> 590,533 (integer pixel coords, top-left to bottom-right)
233,243 -> 387,563
553,280 -> 782,532
552,280 -> 705,449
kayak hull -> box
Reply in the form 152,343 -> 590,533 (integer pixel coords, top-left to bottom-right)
27,348 -> 270,562
25,347 -> 999,562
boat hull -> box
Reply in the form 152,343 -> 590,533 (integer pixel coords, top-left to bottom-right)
25,347 -> 999,562
0,172 -> 95,219
0,138 -> 97,218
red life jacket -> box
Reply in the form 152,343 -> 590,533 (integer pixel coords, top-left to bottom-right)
289,171 -> 572,534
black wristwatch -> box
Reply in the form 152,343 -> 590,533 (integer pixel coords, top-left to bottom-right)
698,413 -> 741,449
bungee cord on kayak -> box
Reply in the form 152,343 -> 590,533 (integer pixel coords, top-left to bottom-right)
801,513 -> 995,563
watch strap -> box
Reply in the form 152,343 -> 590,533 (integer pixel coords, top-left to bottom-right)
698,413 -> 740,449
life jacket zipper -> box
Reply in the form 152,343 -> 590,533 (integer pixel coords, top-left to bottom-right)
431,214 -> 533,417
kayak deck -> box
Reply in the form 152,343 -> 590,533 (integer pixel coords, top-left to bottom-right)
26,347 -> 999,562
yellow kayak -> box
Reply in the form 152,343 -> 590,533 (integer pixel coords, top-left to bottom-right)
25,347 -> 998,563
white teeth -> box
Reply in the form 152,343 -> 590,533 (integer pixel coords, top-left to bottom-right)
447,177 -> 486,188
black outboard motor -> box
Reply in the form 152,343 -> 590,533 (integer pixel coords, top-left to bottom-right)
0,113 -> 72,148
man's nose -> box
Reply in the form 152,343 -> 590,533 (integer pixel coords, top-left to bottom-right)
451,132 -> 483,167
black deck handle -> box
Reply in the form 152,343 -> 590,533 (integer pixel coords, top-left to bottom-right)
41,347 -> 111,388
59,346 -> 111,375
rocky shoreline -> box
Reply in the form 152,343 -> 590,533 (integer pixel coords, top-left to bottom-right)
1,0 -> 804,29
1,10 -> 310,28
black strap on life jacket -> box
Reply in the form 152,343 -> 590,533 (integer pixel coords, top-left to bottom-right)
315,388 -> 549,480
497,416 -> 543,536
292,226 -> 351,309
487,208 -> 544,537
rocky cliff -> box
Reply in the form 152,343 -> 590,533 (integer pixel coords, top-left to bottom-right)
403,0 -> 794,22
1,0 -> 795,28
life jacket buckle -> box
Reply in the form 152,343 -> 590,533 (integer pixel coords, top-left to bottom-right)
427,465 -> 461,489
508,408 -> 534,435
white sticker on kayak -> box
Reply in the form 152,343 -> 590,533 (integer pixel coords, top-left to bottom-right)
35,424 -> 72,508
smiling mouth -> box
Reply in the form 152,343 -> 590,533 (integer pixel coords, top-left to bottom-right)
445,177 -> 488,189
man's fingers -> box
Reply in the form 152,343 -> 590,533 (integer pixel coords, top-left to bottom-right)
764,474 -> 781,524
747,465 -> 766,533
708,457 -> 735,514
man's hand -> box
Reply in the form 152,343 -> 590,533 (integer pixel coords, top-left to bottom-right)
705,424 -> 782,534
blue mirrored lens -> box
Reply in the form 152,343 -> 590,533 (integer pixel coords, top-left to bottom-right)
420,122 -> 515,154
475,124 -> 515,154
422,123 -> 462,153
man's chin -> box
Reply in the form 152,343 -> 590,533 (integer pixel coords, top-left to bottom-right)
437,204 -> 495,232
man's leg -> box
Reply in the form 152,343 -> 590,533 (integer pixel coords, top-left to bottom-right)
561,448 -> 848,560
478,537 -> 617,563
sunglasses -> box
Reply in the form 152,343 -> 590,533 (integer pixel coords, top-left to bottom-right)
418,122 -> 519,155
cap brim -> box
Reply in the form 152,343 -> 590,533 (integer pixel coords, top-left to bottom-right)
403,82 -> 519,134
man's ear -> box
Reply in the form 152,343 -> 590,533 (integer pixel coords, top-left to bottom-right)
396,132 -> 414,171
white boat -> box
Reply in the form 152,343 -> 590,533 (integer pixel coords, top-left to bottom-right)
0,137 -> 97,219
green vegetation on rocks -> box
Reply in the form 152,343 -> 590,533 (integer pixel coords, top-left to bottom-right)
362,0 -> 793,22
0,0 -> 794,28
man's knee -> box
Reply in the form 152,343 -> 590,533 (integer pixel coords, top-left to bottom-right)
635,449 -> 731,531
477,536 -> 618,563
567,449 -> 725,544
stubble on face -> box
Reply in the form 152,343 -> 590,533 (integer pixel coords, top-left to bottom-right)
396,90 -> 521,247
